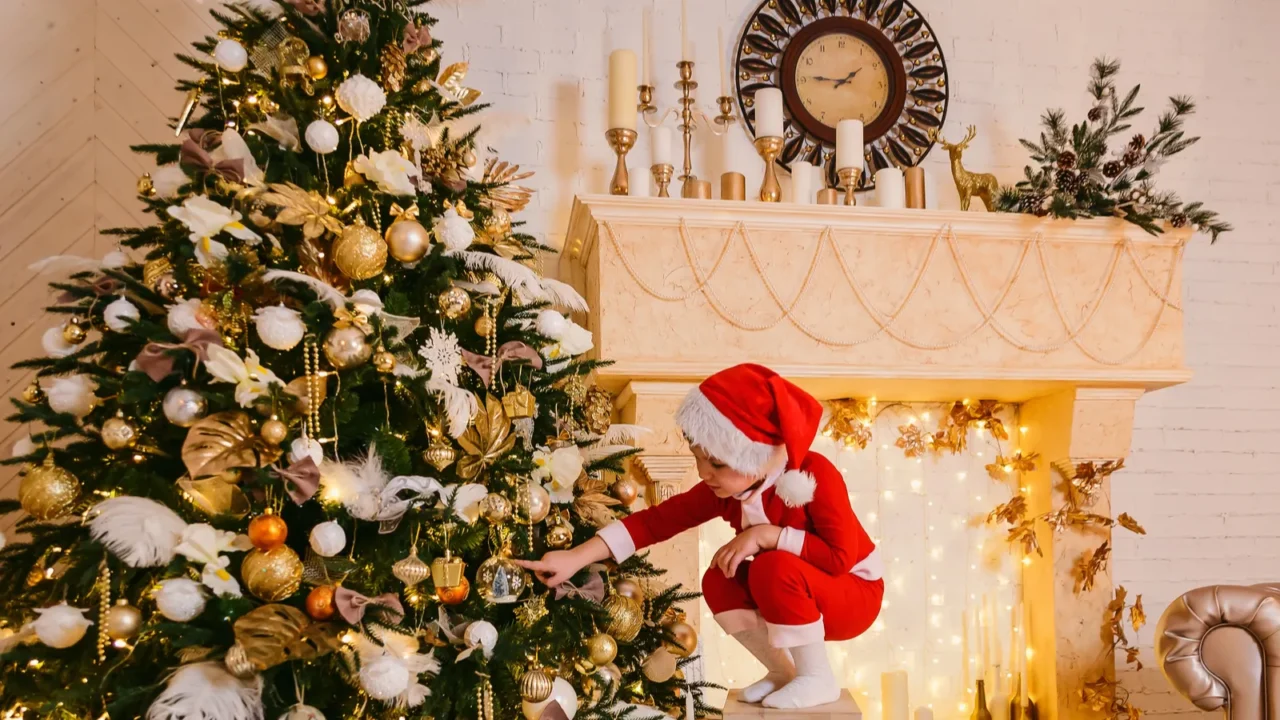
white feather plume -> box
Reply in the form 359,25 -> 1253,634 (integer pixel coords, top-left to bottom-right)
320,444 -> 391,521
29,256 -> 105,276
88,497 -> 188,568
438,384 -> 479,439
147,662 -> 263,720
583,444 -> 639,464
533,278 -> 588,313
262,270 -> 346,308
597,424 -> 651,445
458,251 -> 540,293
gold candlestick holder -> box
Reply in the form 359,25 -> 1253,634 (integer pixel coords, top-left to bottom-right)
838,167 -> 864,206
652,163 -> 674,198
606,128 -> 638,196
755,136 -> 784,203
636,62 -> 737,199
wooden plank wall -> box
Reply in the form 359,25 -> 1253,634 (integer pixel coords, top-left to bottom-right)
0,0 -> 220,528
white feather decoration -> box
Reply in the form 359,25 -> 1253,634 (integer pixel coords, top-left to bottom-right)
262,270 -> 346,308
88,497 -> 188,568
533,278 -> 589,313
597,424 -> 651,445
438,384 -> 478,439
29,255 -> 104,276
319,445 -> 391,521
583,444 -> 639,464
458,251 -> 540,293
147,662 -> 264,720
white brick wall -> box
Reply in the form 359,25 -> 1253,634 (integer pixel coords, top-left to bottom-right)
432,1 -> 1280,717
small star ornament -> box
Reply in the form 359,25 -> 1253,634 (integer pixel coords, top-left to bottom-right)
515,594 -> 548,628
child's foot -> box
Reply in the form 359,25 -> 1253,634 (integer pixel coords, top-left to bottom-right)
740,671 -> 795,704
761,675 -> 841,709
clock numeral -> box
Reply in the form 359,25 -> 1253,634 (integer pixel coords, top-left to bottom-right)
820,44 -> 826,52
839,39 -> 847,48
799,76 -> 808,84
805,57 -> 813,66
821,111 -> 828,120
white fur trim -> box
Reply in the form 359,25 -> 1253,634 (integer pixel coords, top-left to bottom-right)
597,521 -> 636,563
714,609 -> 764,635
777,527 -> 806,557
775,470 -> 816,507
850,547 -> 884,581
676,387 -> 778,476
767,617 -> 825,648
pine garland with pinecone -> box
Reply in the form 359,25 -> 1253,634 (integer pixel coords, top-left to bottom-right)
996,58 -> 1231,242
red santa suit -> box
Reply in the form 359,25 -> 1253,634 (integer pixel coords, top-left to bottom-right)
598,364 -> 884,650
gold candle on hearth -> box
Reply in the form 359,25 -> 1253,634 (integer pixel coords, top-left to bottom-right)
906,166 -> 926,209
721,172 -> 745,201
754,137 -> 784,203
691,180 -> 712,199
817,188 -> 840,205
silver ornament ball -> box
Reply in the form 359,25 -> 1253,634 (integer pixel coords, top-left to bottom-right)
163,387 -> 208,427
323,326 -> 373,370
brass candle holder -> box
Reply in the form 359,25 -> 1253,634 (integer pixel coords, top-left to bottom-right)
651,163 -> 674,198
755,137 -> 784,203
838,167 -> 864,206
606,128 -> 639,196
636,61 -> 736,199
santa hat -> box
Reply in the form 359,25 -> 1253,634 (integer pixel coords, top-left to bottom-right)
675,364 -> 823,507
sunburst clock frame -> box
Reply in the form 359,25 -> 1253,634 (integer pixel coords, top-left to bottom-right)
734,0 -> 950,190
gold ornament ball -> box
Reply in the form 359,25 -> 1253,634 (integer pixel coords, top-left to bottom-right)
436,575 -> 470,605
517,482 -> 551,524
385,217 -> 431,263
602,594 -> 644,643
101,415 -> 140,451
260,418 -> 288,446
62,320 -> 88,345
137,173 -> 155,197
474,314 -> 493,337
306,55 -> 329,80
22,380 -> 45,404
241,545 -> 303,602
155,274 -> 181,300
423,438 -> 457,472
483,209 -> 512,238
105,600 -> 143,640
586,632 -> 618,666
305,585 -> 337,620
480,493 -> 511,523
665,620 -> 698,658
332,220 -> 387,280
610,477 -> 640,507
324,326 -> 373,370
462,148 -> 477,168
613,577 -> 645,602
642,647 -> 678,683
247,510 -> 289,551
373,348 -> 397,374
545,520 -> 574,549
437,287 -> 472,320
19,454 -> 81,521
519,667 -> 554,704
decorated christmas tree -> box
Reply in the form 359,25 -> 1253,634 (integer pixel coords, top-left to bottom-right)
0,2 -> 711,718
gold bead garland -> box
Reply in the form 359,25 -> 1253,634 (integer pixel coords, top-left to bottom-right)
304,338 -> 322,440
96,560 -> 111,661
475,674 -> 494,720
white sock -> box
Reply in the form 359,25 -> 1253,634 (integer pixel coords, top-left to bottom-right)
731,627 -> 796,704
762,641 -> 841,709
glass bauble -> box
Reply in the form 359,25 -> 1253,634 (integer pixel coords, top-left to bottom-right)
332,219 -> 387,280
260,418 -> 288,446
475,553 -> 529,604
519,667 -> 553,703
437,287 -> 472,319
101,414 -> 139,450
516,482 -> 551,523
163,387 -> 207,427
392,547 -> 431,588
323,326 -> 373,369
305,585 -> 336,620
436,576 -> 470,605
19,454 -> 80,520
611,476 -> 640,507
247,510 -> 288,550
385,215 -> 431,263
241,545 -> 303,601
603,594 -> 643,642
665,620 -> 698,658
480,493 -> 511,523
306,55 -> 329,80
642,647 -> 678,683
423,437 -> 457,471
104,600 -> 142,640
614,577 -> 645,601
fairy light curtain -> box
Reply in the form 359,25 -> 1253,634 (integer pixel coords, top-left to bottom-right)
697,402 -> 1024,718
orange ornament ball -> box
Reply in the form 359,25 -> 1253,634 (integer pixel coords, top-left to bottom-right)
248,511 -> 289,551
306,585 -> 336,620
436,576 -> 471,606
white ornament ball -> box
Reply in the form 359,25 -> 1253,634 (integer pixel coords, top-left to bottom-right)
432,207 -> 475,253
305,120 -> 340,154
336,74 -> 387,123
151,165 -> 189,200
162,387 -> 207,427
213,39 -> 249,72
254,304 -> 306,351
279,705 -> 326,720
522,677 -> 579,720
535,310 -> 568,339
359,654 -> 411,701
11,434 -> 34,458
309,521 -> 346,557
289,436 -> 323,465
167,298 -> 212,338
42,326 -> 78,358
464,620 -> 498,658
47,374 -> 96,417
104,297 -> 141,332
31,603 -> 93,649
154,578 -> 208,622
102,250 -> 129,269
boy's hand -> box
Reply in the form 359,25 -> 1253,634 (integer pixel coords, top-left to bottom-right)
712,525 -> 781,578
514,551 -> 583,588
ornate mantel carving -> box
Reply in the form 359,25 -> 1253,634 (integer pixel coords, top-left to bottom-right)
560,195 -> 1190,720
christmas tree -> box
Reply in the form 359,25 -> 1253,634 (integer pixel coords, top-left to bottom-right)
0,2 -> 711,718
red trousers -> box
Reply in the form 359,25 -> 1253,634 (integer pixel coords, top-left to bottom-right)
702,551 -> 884,646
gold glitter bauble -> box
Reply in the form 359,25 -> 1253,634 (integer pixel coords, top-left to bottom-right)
247,510 -> 288,551
483,209 -> 512,238
101,414 -> 140,451
665,620 -> 698,658
332,220 -> 387,280
241,545 -> 303,602
520,667 -> 554,703
260,418 -> 288,446
603,594 -> 643,643
475,553 -> 529,604
437,287 -> 472,320
392,547 -> 431,588
610,476 -> 639,507
323,326 -> 373,369
306,55 -> 328,80
105,600 -> 143,640
19,454 -> 81,520
373,348 -> 397,374
474,314 -> 493,337
613,577 -> 644,602
587,632 -> 618,666
516,482 -> 551,523
480,493 -> 511,523
385,215 -> 431,263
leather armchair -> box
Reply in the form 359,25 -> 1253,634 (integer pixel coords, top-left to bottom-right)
1156,584 -> 1280,720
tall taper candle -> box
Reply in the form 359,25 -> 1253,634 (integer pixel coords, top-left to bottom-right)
1020,600 -> 1029,700
792,161 -> 814,204
755,88 -> 784,138
718,27 -> 729,96
992,597 -> 1003,673
882,671 -> 910,720
836,119 -> 864,170
1009,602 -> 1019,693
962,606 -> 972,694
681,0 -> 690,61
652,126 -> 673,166
642,4 -> 653,86
980,595 -> 991,682
608,50 -> 637,131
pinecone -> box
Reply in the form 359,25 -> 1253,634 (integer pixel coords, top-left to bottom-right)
1170,214 -> 1189,228
1055,169 -> 1082,194
1102,161 -> 1123,179
583,387 -> 614,435
1017,192 -> 1046,215
1122,149 -> 1142,167
1088,107 -> 1104,122
1057,151 -> 1077,170
380,43 -> 407,93
1129,134 -> 1146,151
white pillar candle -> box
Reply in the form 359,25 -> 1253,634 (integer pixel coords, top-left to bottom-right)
876,168 -> 907,209
882,670 -> 910,720
791,161 -> 813,204
755,88 -> 784,138
628,166 -> 651,197
652,126 -> 673,166
681,0 -> 690,61
915,707 -> 935,720
980,594 -> 991,682
608,50 -> 638,131
642,4 -> 653,86
836,119 -> 864,170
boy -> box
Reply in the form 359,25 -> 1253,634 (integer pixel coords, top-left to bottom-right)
516,364 -> 883,709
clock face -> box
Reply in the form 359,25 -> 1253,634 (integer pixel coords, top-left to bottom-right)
794,32 -> 892,129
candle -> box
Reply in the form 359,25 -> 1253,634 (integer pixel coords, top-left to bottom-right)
905,166 -> 925,208
652,126 -> 673,166
876,168 -> 907,209
980,595 -> 991,680
1009,602 -> 1019,692
718,27 -> 728,96
681,0 -> 690,61
882,671 -> 910,720
915,708 -> 935,720
1020,601 -> 1030,700
608,50 -> 638,131
628,166 -> 651,197
642,4 -> 653,86
791,161 -> 814,204
992,598 -> 1003,673
755,88 -> 784,138
962,606 -> 971,692
836,119 -> 864,170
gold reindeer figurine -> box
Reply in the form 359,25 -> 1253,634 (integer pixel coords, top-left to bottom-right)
940,126 -> 1000,211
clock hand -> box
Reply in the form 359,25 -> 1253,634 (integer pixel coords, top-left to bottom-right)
834,68 -> 862,88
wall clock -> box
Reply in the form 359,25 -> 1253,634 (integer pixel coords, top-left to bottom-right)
734,0 -> 950,189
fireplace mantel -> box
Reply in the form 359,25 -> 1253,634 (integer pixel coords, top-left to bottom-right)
558,195 -> 1191,720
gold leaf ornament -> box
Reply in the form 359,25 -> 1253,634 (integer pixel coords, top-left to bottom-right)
986,495 -> 1028,526
259,183 -> 343,240
455,395 -> 517,481
824,399 -> 873,450
178,476 -> 251,518
436,62 -> 482,106
573,472 -> 621,528
480,158 -> 535,213
1130,594 -> 1146,632
182,411 -> 274,479
233,604 -> 342,671
1117,512 -> 1146,535
895,423 -> 928,457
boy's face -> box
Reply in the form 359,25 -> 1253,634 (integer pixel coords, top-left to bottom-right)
691,445 -> 761,498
